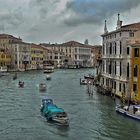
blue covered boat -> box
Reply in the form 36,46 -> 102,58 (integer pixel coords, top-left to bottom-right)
40,97 -> 69,125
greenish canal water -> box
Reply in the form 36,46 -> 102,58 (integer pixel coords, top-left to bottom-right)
0,69 -> 140,140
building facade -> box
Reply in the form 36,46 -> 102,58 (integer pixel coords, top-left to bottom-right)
0,34 -> 22,70
11,42 -> 31,71
100,14 -> 140,100
91,45 -> 102,67
131,43 -> 140,103
31,44 -> 44,70
42,41 -> 93,68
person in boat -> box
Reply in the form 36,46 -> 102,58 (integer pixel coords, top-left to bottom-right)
133,106 -> 138,114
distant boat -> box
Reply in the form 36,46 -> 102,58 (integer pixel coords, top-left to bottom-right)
84,74 -> 94,79
43,64 -> 54,73
0,66 -> 7,72
18,81 -> 24,88
40,97 -> 69,125
39,83 -> 47,92
0,66 -> 9,77
80,78 -> 93,85
46,74 -> 51,80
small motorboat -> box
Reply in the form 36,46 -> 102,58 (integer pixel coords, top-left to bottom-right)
84,74 -> 94,79
18,81 -> 24,88
43,64 -> 54,73
115,104 -> 140,121
46,75 -> 51,80
40,97 -> 69,125
39,83 -> 47,92
80,78 -> 93,85
80,79 -> 88,85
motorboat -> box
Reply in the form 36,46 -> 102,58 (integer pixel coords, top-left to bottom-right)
39,83 -> 47,92
18,81 -> 24,88
115,104 -> 140,121
84,74 -> 94,79
80,79 -> 88,85
80,78 -> 93,85
46,75 -> 51,80
40,97 -> 69,125
0,66 -> 7,72
43,64 -> 54,73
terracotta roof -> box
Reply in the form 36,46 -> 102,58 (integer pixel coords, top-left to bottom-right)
0,34 -> 22,41
41,41 -> 95,48
121,22 -> 140,29
31,44 -> 44,49
62,41 -> 83,46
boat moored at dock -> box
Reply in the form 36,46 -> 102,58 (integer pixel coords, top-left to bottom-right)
116,104 -> 140,121
84,74 -> 94,79
80,78 -> 94,85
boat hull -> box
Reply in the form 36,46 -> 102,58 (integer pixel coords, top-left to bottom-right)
52,118 -> 69,125
115,106 -> 140,121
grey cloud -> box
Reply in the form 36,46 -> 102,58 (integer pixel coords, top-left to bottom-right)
0,24 -> 5,32
64,0 -> 140,26
0,8 -> 24,30
29,0 -> 59,19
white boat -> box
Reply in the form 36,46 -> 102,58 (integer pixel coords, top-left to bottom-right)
0,66 -> 7,72
116,104 -> 140,121
39,83 -> 47,92
51,112 -> 69,125
80,78 -> 93,85
46,75 -> 51,80
43,64 -> 54,73
0,66 -> 9,77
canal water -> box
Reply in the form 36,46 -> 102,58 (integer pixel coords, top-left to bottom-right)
0,69 -> 140,140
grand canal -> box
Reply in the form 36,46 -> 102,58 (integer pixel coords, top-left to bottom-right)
0,69 -> 140,140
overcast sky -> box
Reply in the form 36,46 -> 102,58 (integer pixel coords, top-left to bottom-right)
0,0 -> 140,45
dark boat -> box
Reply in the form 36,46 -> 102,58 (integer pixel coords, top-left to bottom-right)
46,75 -> 51,80
39,83 -> 47,92
18,81 -> 24,88
84,74 -> 94,79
